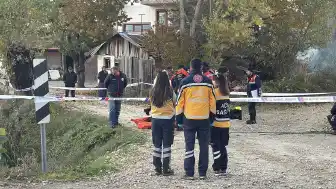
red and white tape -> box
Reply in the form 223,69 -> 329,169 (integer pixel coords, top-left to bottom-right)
1,94 -> 336,103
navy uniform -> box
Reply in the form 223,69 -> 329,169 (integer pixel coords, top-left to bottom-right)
211,88 -> 230,175
176,59 -> 216,179
327,103 -> 336,135
246,70 -> 262,124
150,92 -> 176,175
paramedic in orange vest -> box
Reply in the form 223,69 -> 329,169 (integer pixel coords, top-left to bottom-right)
171,65 -> 189,94
211,66 -> 231,176
149,71 -> 176,176
202,62 -> 214,80
245,67 -> 262,124
176,58 -> 216,180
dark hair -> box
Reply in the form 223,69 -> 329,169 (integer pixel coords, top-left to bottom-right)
112,66 -> 119,71
214,74 -> 230,96
150,71 -> 173,108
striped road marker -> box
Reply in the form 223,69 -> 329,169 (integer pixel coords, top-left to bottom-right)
33,58 -> 50,173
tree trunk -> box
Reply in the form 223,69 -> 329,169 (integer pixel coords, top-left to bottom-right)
179,0 -> 185,34
190,0 -> 203,39
76,51 -> 86,87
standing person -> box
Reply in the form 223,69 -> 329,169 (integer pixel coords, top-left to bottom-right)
327,103 -> 336,135
202,62 -> 214,81
211,67 -> 231,176
63,66 -> 77,97
104,66 -> 128,128
171,65 -> 189,94
98,66 -> 108,98
176,58 -> 216,180
245,67 -> 262,124
149,71 -> 176,176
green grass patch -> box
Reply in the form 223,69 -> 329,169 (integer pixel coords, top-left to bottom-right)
0,99 -> 148,180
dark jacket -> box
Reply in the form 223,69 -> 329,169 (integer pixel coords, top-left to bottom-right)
63,71 -> 77,87
104,72 -> 128,97
331,103 -> 336,115
171,68 -> 189,93
98,70 -> 108,83
247,74 -> 262,97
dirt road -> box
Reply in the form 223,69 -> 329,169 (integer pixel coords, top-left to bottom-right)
1,103 -> 336,189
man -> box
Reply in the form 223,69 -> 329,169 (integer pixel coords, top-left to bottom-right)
171,65 -> 189,94
104,66 -> 128,128
245,67 -> 262,124
98,66 -> 108,98
176,58 -> 216,180
202,62 -> 214,81
63,66 -> 77,97
327,103 -> 336,135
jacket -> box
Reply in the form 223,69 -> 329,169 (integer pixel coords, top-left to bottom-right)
213,88 -> 230,128
171,68 -> 189,93
176,72 -> 216,124
63,71 -> 77,87
331,103 -> 336,115
204,71 -> 214,81
98,71 -> 108,83
150,92 -> 176,119
247,74 -> 262,97
104,72 -> 128,97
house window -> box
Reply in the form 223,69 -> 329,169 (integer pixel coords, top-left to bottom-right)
123,24 -> 152,33
104,57 -> 111,68
156,10 -> 168,25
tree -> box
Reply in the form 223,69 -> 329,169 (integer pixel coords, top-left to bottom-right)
54,0 -> 131,87
204,0 -> 336,78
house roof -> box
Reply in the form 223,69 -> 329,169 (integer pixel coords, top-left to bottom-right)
86,32 -> 144,57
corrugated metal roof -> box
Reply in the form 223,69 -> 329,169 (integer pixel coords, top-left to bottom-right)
84,42 -> 106,57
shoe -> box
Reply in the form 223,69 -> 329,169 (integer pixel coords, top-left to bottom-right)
183,175 -> 194,180
220,170 -> 228,176
199,175 -> 207,180
163,168 -> 174,176
246,120 -> 256,124
154,168 -> 162,176
214,170 -> 221,176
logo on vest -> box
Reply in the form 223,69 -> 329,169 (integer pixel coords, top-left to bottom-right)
193,74 -> 203,83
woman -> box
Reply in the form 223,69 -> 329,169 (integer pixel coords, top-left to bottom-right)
211,67 -> 231,176
149,71 -> 176,176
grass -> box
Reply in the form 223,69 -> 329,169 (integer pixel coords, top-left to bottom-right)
0,99 -> 148,181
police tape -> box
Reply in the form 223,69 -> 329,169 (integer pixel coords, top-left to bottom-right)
1,94 -> 336,103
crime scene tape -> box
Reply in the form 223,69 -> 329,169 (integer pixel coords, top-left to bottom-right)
1,94 -> 336,103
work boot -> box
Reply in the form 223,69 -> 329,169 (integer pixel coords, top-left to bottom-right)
153,168 -> 162,176
214,170 -> 221,176
163,168 -> 174,176
199,175 -> 207,180
246,120 -> 256,124
220,170 -> 228,176
183,175 -> 194,180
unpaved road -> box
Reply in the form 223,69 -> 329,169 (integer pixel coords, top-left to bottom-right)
1,103 -> 336,189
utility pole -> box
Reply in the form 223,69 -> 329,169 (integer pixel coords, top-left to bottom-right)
139,14 -> 145,34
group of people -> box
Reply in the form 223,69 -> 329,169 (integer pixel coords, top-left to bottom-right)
148,58 -> 262,179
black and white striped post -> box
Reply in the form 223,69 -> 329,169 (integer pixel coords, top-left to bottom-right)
33,58 -> 50,173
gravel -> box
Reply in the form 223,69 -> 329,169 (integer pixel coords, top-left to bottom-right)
1,103 -> 336,189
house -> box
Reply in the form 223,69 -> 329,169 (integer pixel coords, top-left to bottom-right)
85,32 -> 155,84
117,1 -> 176,34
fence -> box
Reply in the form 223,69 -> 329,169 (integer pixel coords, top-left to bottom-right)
117,56 -> 154,97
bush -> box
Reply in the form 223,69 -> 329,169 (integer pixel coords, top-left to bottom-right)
0,99 -> 148,180
263,71 -> 336,93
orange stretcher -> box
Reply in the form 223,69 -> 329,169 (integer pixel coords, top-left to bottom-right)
131,117 -> 152,129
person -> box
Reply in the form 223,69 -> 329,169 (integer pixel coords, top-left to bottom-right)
104,66 -> 128,128
63,66 -> 77,97
171,65 -> 189,94
211,67 -> 231,176
166,66 -> 174,79
176,58 -> 216,180
327,103 -> 336,135
149,71 -> 176,176
245,67 -> 262,124
98,66 -> 108,98
202,62 -> 214,81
